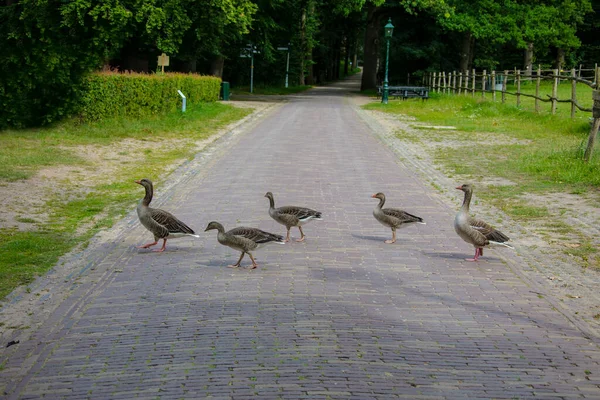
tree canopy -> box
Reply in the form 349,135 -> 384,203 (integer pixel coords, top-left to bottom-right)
0,0 -> 596,128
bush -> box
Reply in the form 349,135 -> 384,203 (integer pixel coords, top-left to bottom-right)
79,72 -> 222,122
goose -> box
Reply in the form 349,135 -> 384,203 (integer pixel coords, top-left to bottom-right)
135,178 -> 199,252
264,192 -> 322,242
372,192 -> 425,244
454,183 -> 514,261
204,221 -> 285,269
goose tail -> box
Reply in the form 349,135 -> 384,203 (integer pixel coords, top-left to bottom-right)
489,240 -> 514,250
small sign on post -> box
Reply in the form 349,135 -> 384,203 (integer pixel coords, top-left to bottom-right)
157,53 -> 170,73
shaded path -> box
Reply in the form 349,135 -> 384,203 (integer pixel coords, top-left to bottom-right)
2,75 -> 600,399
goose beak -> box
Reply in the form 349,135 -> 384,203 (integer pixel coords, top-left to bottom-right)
135,180 -> 141,185
455,185 -> 463,190
371,194 -> 377,198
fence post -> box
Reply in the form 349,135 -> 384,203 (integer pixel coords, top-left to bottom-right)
516,69 -> 521,108
551,68 -> 559,114
491,71 -> 496,101
442,71 -> 447,93
465,70 -> 469,96
535,65 -> 541,113
471,68 -> 476,96
482,70 -> 487,98
584,67 -> 600,161
458,72 -> 463,95
437,71 -> 442,93
452,71 -> 457,94
502,70 -> 507,103
432,72 -> 436,92
571,68 -> 577,119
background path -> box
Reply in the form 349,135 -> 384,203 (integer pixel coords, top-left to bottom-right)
2,75 -> 600,399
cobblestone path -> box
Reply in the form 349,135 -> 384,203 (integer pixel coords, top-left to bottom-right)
2,76 -> 600,399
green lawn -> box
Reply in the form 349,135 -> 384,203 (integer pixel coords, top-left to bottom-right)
364,92 -> 600,268
0,102 -> 251,299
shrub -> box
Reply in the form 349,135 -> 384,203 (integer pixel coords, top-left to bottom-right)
79,71 -> 222,122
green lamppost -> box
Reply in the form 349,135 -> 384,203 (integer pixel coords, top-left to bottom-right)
381,18 -> 394,104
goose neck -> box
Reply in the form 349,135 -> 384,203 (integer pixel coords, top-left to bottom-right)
461,189 -> 472,212
142,183 -> 153,206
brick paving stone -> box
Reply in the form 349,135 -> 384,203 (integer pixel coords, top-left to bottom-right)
2,75 -> 600,399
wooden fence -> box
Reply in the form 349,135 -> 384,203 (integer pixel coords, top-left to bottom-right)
425,66 -> 598,118
424,66 -> 600,161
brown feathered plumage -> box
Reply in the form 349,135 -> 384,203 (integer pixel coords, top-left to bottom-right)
204,221 -> 285,269
372,192 -> 425,244
265,192 -> 322,242
135,178 -> 198,252
454,183 -> 513,261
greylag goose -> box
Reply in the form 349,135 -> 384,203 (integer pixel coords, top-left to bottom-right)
135,178 -> 199,252
204,221 -> 285,269
454,183 -> 514,261
264,192 -> 322,242
372,192 -> 425,244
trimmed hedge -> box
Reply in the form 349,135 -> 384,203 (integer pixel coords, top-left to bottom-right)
79,72 -> 222,122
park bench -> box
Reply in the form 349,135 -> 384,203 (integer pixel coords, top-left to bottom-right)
377,86 -> 429,100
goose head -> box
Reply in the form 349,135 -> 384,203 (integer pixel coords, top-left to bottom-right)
371,192 -> 385,201
135,178 -> 153,190
204,221 -> 225,233
456,184 -> 473,194
264,191 -> 275,207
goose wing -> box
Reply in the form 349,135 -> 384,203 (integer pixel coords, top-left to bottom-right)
383,208 -> 423,223
468,217 -> 509,242
149,207 -> 195,234
228,226 -> 285,245
279,206 -> 321,219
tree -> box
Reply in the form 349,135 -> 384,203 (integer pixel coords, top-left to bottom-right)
0,0 -> 132,127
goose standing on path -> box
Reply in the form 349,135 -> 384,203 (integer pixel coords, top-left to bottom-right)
264,192 -> 322,242
454,183 -> 514,261
135,178 -> 199,252
204,221 -> 285,269
372,192 -> 425,244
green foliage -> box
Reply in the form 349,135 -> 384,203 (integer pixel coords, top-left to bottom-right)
0,0 -> 132,129
79,72 -> 221,122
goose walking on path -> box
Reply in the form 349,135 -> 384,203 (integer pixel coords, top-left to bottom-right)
135,178 -> 199,252
454,183 -> 514,261
372,192 -> 425,244
204,221 -> 285,269
264,192 -> 322,242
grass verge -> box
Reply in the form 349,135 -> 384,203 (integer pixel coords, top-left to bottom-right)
0,102 -> 251,299
364,92 -> 600,268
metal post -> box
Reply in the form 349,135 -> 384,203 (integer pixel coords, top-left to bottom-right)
382,37 -> 390,104
177,90 -> 186,112
250,51 -> 254,94
285,50 -> 290,88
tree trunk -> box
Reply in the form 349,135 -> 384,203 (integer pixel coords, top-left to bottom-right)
344,35 -> 350,76
209,56 -> 223,77
459,32 -> 473,72
554,48 -> 565,71
523,42 -> 534,77
360,5 -> 382,91
299,6 -> 307,85
352,36 -> 358,72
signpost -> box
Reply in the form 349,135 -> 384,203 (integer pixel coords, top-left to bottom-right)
277,45 -> 290,88
240,44 -> 259,93
157,53 -> 169,73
